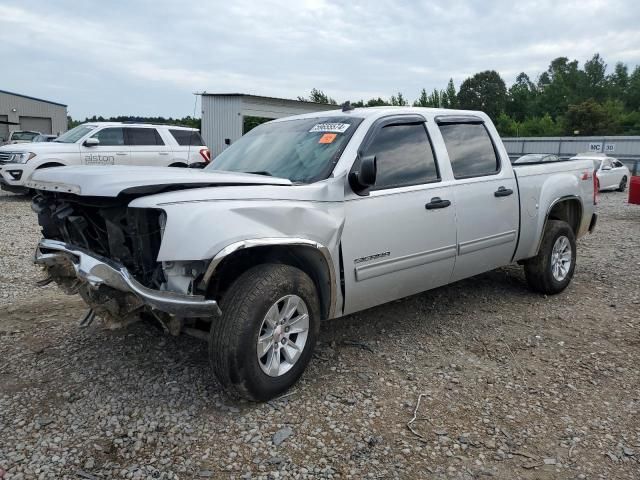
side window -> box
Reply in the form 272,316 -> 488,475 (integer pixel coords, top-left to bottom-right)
91,127 -> 124,146
170,129 -> 205,146
438,123 -> 499,178
362,123 -> 439,190
126,128 -> 165,146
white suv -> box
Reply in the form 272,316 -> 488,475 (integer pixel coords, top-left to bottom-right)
0,122 -> 210,193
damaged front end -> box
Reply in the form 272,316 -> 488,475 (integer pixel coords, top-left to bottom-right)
32,192 -> 220,329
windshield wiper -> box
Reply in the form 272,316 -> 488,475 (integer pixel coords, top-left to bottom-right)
245,171 -> 273,177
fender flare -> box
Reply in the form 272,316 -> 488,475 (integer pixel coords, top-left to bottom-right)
533,195 -> 583,256
202,237 -> 337,319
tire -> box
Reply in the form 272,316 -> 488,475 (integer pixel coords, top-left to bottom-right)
209,263 -> 320,401
618,176 -> 627,192
524,220 -> 576,295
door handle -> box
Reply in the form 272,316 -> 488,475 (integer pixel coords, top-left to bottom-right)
494,186 -> 513,197
425,197 -> 451,210
115,152 -> 127,156
159,152 -> 169,156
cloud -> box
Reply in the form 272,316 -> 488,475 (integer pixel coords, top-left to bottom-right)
0,0 -> 638,118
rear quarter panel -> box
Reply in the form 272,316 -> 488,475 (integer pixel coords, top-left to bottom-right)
513,159 -> 595,261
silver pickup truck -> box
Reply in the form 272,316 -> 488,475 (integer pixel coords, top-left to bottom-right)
29,107 -> 597,401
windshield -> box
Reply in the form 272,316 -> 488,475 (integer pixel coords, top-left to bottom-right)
12,131 -> 39,141
54,125 -> 95,143
207,116 -> 362,183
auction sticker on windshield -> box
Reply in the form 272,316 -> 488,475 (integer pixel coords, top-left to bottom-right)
318,133 -> 337,144
309,123 -> 351,133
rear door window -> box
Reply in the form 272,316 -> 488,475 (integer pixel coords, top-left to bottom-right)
170,129 -> 204,146
438,123 -> 500,178
126,128 -> 164,146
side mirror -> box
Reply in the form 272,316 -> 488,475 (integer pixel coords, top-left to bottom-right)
83,137 -> 99,147
349,154 -> 377,193
602,165 -> 612,171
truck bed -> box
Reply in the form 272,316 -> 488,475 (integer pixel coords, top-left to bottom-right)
512,158 -> 596,262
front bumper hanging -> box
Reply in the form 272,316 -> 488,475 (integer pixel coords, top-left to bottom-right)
34,239 -> 221,318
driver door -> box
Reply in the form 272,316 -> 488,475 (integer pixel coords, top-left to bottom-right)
341,116 -> 457,314
81,127 -> 130,166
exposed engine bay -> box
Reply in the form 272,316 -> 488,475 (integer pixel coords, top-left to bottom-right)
32,191 -> 213,330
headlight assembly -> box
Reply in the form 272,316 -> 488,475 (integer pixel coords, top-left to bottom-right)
10,152 -> 36,164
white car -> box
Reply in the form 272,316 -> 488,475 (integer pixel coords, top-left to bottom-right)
0,122 -> 210,193
2,130 -> 41,145
572,153 -> 630,192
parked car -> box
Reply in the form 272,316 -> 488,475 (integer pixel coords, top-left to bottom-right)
33,134 -> 58,143
2,130 -> 40,145
513,153 -> 560,164
0,122 -> 210,193
571,153 -> 630,192
30,107 -> 597,401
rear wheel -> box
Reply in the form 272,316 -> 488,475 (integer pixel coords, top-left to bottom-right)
209,264 -> 320,401
524,220 -> 576,295
618,176 -> 627,192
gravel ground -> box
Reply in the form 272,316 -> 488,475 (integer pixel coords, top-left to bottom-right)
1,189 -> 639,479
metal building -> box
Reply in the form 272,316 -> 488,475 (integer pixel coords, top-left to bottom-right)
0,89 -> 67,142
200,93 -> 337,157
503,135 -> 640,175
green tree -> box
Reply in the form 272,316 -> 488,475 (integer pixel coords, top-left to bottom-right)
607,62 -> 629,101
298,88 -> 337,105
583,53 -> 607,101
507,72 -> 537,121
413,88 -> 430,107
442,79 -> 457,108
562,99 -> 622,135
495,113 -> 518,136
390,92 -> 408,106
457,70 -> 507,120
626,66 -> 640,111
536,57 -> 584,118
519,114 -> 561,136
365,97 -> 390,107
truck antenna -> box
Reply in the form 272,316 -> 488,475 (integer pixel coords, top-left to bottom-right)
342,101 -> 355,112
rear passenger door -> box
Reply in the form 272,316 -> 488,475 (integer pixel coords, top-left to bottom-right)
435,117 -> 519,282
125,127 -> 171,166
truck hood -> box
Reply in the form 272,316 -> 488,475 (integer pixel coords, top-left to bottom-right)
26,165 -> 292,197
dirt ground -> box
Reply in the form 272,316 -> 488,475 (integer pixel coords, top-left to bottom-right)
1,190 -> 639,479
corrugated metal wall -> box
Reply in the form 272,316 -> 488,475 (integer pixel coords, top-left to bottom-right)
0,91 -> 67,139
503,136 -> 640,175
201,96 -> 243,157
201,95 -> 337,157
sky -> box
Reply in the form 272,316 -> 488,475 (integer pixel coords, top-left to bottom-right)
1,0 -> 639,119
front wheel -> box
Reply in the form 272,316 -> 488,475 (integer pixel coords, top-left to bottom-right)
618,176 -> 627,192
209,264 -> 320,401
524,220 -> 576,295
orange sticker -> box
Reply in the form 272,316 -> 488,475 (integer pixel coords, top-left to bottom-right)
319,133 -> 337,144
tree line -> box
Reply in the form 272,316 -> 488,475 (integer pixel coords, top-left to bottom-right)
300,53 -> 640,137
68,115 -> 201,130
68,53 -> 640,138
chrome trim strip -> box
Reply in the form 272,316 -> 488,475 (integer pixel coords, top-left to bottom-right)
458,230 -> 517,256
202,238 -> 337,319
35,239 -> 221,317
355,244 -> 457,282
